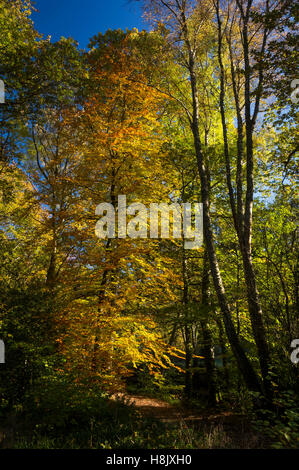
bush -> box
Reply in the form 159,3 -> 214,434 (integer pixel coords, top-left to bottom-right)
253,390 -> 299,448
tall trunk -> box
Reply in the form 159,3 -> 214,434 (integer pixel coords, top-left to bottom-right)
199,247 -> 217,406
193,124 -> 217,405
181,19 -> 261,392
46,251 -> 56,287
182,245 -> 193,398
191,64 -> 260,393
240,249 -> 272,397
92,168 -> 117,373
215,0 -> 272,399
239,1 -> 272,399
184,325 -> 193,398
215,314 -> 230,390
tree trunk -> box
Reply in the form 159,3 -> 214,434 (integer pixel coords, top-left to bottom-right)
182,25 -> 262,392
215,0 -> 272,400
199,247 -> 217,406
215,314 -> 230,391
182,245 -> 193,399
239,2 -> 272,399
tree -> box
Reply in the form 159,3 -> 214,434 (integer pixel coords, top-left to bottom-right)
49,31 -> 183,388
142,0 -> 263,394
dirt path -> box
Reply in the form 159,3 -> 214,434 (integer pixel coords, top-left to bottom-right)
111,393 -> 240,424
111,393 -> 267,448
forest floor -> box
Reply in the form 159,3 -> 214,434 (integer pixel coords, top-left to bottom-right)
111,393 -> 268,448
112,392 -> 234,422
0,393 -> 270,449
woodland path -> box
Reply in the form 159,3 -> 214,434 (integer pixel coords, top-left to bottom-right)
111,393 -> 266,448
112,393 -> 241,424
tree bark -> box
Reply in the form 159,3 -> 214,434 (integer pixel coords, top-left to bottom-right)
180,10 -> 262,393
215,313 -> 230,390
199,247 -> 217,406
182,245 -> 193,399
215,0 -> 272,400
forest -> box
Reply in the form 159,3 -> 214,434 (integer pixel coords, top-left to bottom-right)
0,0 -> 298,450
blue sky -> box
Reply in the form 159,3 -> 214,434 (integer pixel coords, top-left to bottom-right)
32,0 -> 147,48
